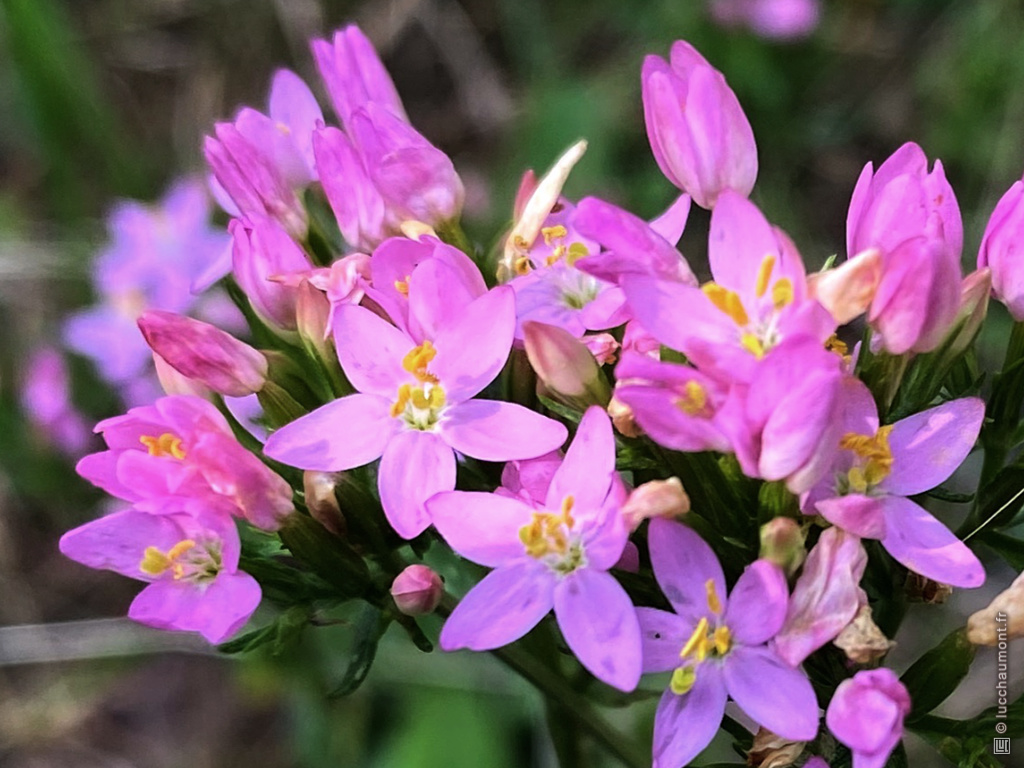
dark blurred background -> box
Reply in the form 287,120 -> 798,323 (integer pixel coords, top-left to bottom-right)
1,0 -> 1023,765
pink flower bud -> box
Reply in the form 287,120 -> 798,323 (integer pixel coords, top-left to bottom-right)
979,179 -> 1024,320
295,280 -> 331,350
230,218 -> 312,330
390,565 -> 443,616
138,311 -> 268,397
807,248 -> 882,325
312,126 -> 389,250
523,320 -> 610,407
303,470 -> 346,536
642,41 -> 757,209
621,477 -> 690,530
826,669 -> 910,768
759,517 -> 807,577
153,352 -> 211,399
608,397 -> 642,438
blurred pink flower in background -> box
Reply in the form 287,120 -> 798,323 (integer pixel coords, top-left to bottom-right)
710,0 -> 821,41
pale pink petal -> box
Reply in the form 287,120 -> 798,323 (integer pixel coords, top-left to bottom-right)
637,606 -> 691,673
59,509 -> 184,579
554,568 -> 642,691
724,645 -> 819,740
129,570 -> 261,643
439,560 -> 554,650
439,400 -> 567,462
378,430 -> 455,539
332,304 -> 412,397
648,518 -> 726,625
723,560 -> 788,645
815,494 -> 888,540
428,491 -> 533,567
263,394 -> 396,471
652,666 -> 727,768
545,406 -> 615,511
649,193 -> 692,245
880,495 -> 985,588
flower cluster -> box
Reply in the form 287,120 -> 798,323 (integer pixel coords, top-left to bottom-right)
52,23 -> 1024,768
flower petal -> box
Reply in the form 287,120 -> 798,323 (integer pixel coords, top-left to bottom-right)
428,490 -> 533,567
546,406 -> 614,512
882,397 -> 984,496
880,495 -> 985,588
815,494 -> 888,540
129,570 -> 261,643
724,645 -> 819,741
439,560 -> 554,651
652,666 -> 727,768
637,607 -> 691,673
59,509 -> 184,579
263,394 -> 396,471
647,518 -> 726,625
378,430 -> 455,539
332,304 -> 412,397
554,568 -> 642,691
440,400 -> 567,462
724,560 -> 788,645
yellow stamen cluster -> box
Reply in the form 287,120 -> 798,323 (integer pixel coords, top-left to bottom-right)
670,579 -> 732,696
840,425 -> 895,492
703,283 -> 749,326
519,496 -> 575,559
394,275 -> 411,296
139,432 -> 186,460
825,334 -> 849,357
390,383 -> 446,418
755,254 -> 795,311
677,380 -> 710,417
140,539 -> 196,579
740,333 -> 766,359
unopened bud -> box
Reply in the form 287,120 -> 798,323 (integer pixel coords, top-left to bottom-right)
581,332 -> 619,365
152,352 -> 210,399
967,570 -> 1024,646
834,605 -> 895,663
621,478 -> 689,531
946,267 -> 991,358
608,396 -> 642,438
807,248 -> 881,325
759,517 -> 807,578
747,728 -> 805,768
523,320 -> 610,407
390,565 -> 443,616
303,470 -> 346,536
295,280 -> 332,354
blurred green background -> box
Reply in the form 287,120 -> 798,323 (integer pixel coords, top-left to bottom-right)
1,0 -> 1023,765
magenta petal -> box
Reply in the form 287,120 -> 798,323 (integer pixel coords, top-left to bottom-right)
430,286 -> 515,402
879,495 -> 985,588
882,397 -> 984,496
546,406 -> 614,511
648,518 -> 726,625
553,568 -> 642,691
59,509 -> 183,578
440,400 -> 567,462
724,645 -> 819,741
723,560 -> 788,645
652,666 -> 727,768
332,304 -> 413,397
637,607 -> 691,673
816,494 -> 888,540
129,570 -> 261,643
263,394 -> 396,471
439,560 -> 554,651
378,430 -> 455,539
428,491 -> 532,567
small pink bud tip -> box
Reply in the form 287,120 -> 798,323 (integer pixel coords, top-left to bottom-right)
523,320 -> 609,406
621,478 -> 690,531
390,565 -> 443,616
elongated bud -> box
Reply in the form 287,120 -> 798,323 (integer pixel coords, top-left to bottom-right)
946,267 -> 991,358
152,352 -> 211,398
390,565 -> 443,616
621,478 -> 690,531
138,311 -> 267,397
296,280 -> 332,352
833,605 -> 894,663
807,248 -> 881,325
967,570 -> 1024,646
303,470 -> 346,536
759,517 -> 806,578
230,217 -> 312,330
523,320 -> 610,408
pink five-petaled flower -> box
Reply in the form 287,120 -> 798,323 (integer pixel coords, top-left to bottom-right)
802,380 -> 985,588
427,407 -> 642,692
642,41 -> 757,209
77,394 -> 293,531
638,518 -> 818,768
263,287 -> 567,539
826,668 -> 910,768
59,500 -> 261,643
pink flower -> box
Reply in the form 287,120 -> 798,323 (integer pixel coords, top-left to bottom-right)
710,0 -> 821,41
772,527 -> 867,666
639,519 -> 818,768
802,380 -> 985,588
978,178 -> 1024,320
21,347 -> 92,457
428,408 -> 642,691
77,395 -> 293,530
229,218 -> 313,330
263,287 -> 567,538
826,669 -> 910,768
642,42 -> 757,209
59,500 -> 261,643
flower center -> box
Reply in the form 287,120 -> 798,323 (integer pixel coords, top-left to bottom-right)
139,432 -> 186,459
518,496 -> 587,575
675,380 -> 712,418
139,538 -> 221,583
702,254 -> 794,359
670,579 -> 732,695
391,341 -> 447,430
838,425 -> 894,494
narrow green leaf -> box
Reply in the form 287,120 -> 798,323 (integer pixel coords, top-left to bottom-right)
901,628 -> 976,720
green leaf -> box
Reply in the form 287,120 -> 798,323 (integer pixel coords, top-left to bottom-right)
901,628 -> 976,721
278,513 -> 372,601
218,605 -> 310,656
980,530 -> 1024,570
327,602 -> 390,697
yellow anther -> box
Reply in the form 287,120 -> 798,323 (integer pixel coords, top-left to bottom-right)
390,383 -> 412,418
566,242 -> 589,266
139,433 -> 186,460
514,256 -> 533,275
740,333 -> 766,359
702,283 -> 749,327
394,276 -> 411,296
705,579 -> 723,615
139,539 -> 196,578
561,495 -> 576,527
402,341 -> 439,384
545,245 -> 567,266
713,626 -> 732,655
755,254 -> 776,298
276,122 -> 292,135
772,278 -> 794,310
677,380 -> 709,416
670,666 -> 697,695
681,617 -> 710,659
825,334 -> 849,357
519,500 -> 578,561
840,425 -> 894,490
541,225 -> 568,246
